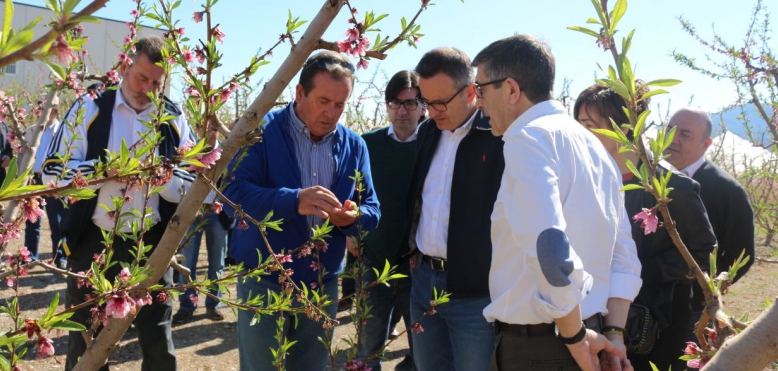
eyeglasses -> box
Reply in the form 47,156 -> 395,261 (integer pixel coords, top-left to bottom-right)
302,57 -> 356,74
420,84 -> 470,112
386,99 -> 425,111
474,78 -> 508,98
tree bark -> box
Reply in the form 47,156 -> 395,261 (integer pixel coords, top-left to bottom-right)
1,89 -> 59,223
71,1 -> 345,370
703,298 -> 778,371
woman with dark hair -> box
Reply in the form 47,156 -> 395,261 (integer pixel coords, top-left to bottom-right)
573,84 -> 717,371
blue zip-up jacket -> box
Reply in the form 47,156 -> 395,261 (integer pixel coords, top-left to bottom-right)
224,104 -> 380,284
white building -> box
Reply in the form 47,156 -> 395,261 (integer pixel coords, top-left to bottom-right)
0,1 -> 165,94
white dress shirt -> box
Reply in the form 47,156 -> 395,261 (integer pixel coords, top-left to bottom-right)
43,87 -> 198,232
415,111 -> 477,259
387,123 -> 419,143
680,155 -> 706,177
484,101 -> 642,325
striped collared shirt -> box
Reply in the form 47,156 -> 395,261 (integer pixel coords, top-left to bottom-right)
288,102 -> 338,230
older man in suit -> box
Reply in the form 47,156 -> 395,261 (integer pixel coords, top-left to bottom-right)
664,108 -> 755,344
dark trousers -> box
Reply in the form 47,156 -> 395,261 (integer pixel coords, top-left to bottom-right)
65,223 -> 176,371
24,173 -> 65,263
631,286 -> 693,371
490,331 -> 580,371
490,316 -> 602,371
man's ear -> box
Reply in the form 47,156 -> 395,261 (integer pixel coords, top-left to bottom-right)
703,137 -> 713,149
295,84 -> 305,101
506,78 -> 522,105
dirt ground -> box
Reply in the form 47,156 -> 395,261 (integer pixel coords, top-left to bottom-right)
0,223 -> 411,371
2,224 -> 778,370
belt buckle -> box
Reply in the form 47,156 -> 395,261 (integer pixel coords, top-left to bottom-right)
431,257 -> 446,271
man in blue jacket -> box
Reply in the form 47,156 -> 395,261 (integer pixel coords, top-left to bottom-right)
223,50 -> 380,371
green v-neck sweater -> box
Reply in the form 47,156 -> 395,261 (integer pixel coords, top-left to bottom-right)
361,126 -> 417,269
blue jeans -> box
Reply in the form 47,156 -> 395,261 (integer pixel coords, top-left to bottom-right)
237,275 -> 338,371
410,256 -> 495,371
24,174 -> 65,263
178,212 -> 227,311
358,261 -> 414,371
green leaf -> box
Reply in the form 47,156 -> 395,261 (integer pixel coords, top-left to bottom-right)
638,89 -> 669,101
586,17 -> 601,25
609,0 -> 628,32
621,183 -> 643,192
47,319 -> 86,332
2,0 -> 13,45
622,29 -> 635,55
0,156 -> 17,191
45,60 -> 67,80
643,79 -> 682,87
625,159 -> 642,181
633,109 -> 650,138
591,128 -> 631,146
566,26 -> 600,39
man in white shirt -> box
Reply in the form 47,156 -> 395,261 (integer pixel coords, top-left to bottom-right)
472,35 -> 641,371
398,47 -> 505,371
44,36 -> 195,371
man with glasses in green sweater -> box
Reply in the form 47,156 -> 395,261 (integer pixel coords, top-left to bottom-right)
355,70 -> 426,371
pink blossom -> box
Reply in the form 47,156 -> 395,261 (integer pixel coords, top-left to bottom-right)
4,252 -> 13,266
182,49 -> 194,64
194,147 -> 222,170
275,254 -> 293,264
134,293 -> 152,307
684,341 -> 702,355
130,9 -> 139,17
119,53 -> 129,62
632,208 -> 658,235
357,59 -> 369,70
236,219 -> 248,230
177,27 -> 185,36
212,26 -> 226,44
19,246 -> 31,263
410,323 -> 424,333
118,267 -> 131,282
35,336 -> 55,357
106,69 -> 120,83
157,292 -> 170,302
193,11 -> 204,23
212,201 -> 223,214
194,47 -> 206,64
105,293 -> 133,321
6,277 -> 14,287
220,88 -> 232,102
123,36 -> 133,45
177,139 -> 196,155
310,282 -> 318,289
21,198 -> 46,224
344,28 -> 359,42
51,35 -> 77,65
189,293 -> 199,306
310,261 -> 319,272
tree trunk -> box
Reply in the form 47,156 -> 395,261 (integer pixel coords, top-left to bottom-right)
1,89 -> 58,222
703,298 -> 778,371
763,231 -> 774,246
71,1 -> 345,370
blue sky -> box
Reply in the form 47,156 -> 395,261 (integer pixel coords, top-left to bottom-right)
15,0 -> 765,119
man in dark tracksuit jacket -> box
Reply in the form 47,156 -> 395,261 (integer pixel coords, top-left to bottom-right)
399,47 -> 505,371
43,36 -> 196,371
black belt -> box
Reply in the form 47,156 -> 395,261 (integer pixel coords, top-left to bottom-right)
420,254 -> 447,271
494,320 -> 555,336
495,314 -> 603,335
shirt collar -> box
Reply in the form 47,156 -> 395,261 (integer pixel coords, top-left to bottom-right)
289,101 -> 337,141
387,123 -> 419,143
115,83 -> 155,116
503,100 -> 567,138
681,155 -> 706,177
446,110 -> 477,137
